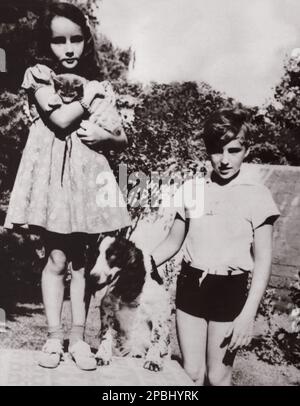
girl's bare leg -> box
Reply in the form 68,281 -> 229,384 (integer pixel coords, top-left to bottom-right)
69,240 -> 87,345
68,241 -> 97,370
41,249 -> 67,328
39,247 -> 67,368
176,309 -> 208,385
70,267 -> 86,327
207,321 -> 233,386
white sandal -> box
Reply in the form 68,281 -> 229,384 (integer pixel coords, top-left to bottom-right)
38,338 -> 64,368
69,340 -> 97,371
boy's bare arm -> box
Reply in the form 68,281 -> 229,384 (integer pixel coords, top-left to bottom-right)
151,218 -> 186,267
227,223 -> 273,350
242,223 -> 273,316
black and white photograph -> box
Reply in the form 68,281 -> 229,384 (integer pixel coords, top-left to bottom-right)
0,0 -> 299,388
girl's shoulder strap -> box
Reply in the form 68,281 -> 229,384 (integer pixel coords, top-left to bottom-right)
22,64 -> 54,93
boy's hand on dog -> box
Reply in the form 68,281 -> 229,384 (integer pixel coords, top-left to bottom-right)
223,311 -> 255,351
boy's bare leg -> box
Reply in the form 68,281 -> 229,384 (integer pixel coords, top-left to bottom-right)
207,321 -> 234,386
176,309 -> 207,385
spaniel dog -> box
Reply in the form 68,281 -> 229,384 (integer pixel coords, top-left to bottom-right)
89,235 -> 171,371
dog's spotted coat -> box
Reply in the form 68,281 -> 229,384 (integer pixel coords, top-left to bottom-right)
90,236 -> 171,371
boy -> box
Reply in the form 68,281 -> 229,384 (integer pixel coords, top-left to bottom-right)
151,107 -> 280,385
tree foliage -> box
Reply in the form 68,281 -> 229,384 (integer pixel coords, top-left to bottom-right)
248,52 -> 300,165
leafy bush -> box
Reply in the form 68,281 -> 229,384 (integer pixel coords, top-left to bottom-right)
0,228 -> 45,313
250,53 -> 300,165
0,91 -> 29,193
249,278 -> 300,368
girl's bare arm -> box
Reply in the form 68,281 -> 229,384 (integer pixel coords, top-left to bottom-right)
76,120 -> 128,151
77,88 -> 128,151
34,81 -> 102,130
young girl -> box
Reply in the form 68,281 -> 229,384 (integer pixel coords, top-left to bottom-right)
151,107 -> 280,385
4,2 -> 131,370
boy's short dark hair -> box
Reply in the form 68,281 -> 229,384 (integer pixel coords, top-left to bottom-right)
203,107 -> 250,153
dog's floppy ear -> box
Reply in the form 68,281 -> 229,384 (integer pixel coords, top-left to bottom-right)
112,242 -> 146,303
97,232 -> 114,246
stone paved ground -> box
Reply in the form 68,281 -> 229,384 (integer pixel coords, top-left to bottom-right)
1,348 -> 298,386
0,349 -> 194,386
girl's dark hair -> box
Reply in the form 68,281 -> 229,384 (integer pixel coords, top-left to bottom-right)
36,1 -> 100,80
203,107 -> 251,153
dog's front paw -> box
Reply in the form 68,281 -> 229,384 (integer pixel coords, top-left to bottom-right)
143,360 -> 162,372
143,345 -> 164,372
96,330 -> 113,367
95,347 -> 112,367
96,357 -> 111,367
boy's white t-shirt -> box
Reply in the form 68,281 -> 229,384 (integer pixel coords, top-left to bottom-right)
173,176 -> 205,220
172,169 -> 280,273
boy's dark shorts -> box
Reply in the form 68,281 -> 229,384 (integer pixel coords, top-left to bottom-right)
176,262 -> 249,322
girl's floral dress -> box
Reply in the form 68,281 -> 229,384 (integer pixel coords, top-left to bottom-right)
5,64 -> 131,234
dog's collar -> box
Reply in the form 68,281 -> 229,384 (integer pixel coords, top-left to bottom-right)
150,256 -> 163,285
97,270 -> 121,291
